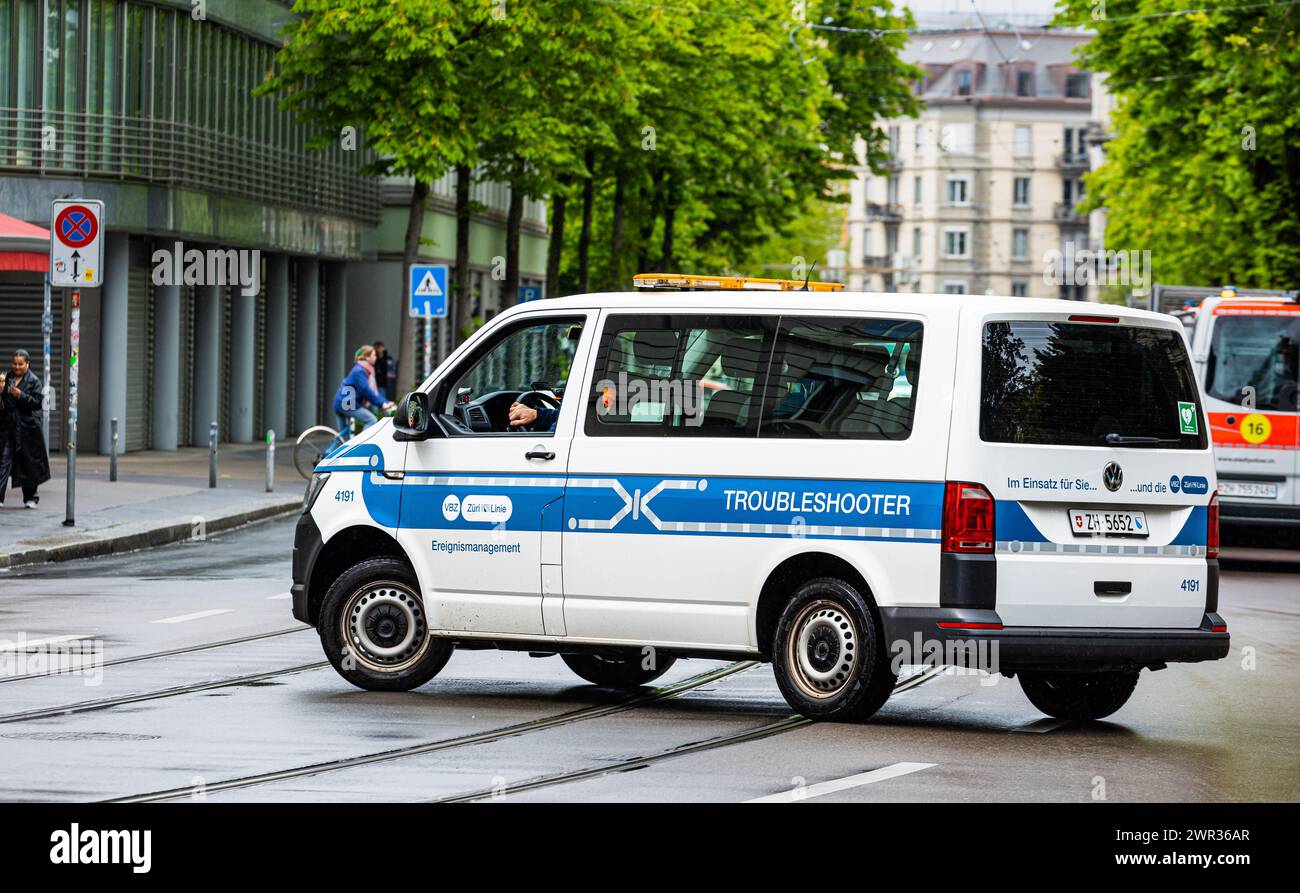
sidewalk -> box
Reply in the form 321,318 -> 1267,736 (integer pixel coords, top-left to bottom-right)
0,443 -> 305,569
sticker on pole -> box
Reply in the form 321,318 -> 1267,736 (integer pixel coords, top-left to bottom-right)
50,199 -> 104,288
409,264 -> 449,318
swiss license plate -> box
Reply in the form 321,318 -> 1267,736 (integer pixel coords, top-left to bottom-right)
1069,508 -> 1149,537
1218,481 -> 1278,500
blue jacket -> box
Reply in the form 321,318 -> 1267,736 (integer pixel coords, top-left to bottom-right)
333,363 -> 386,414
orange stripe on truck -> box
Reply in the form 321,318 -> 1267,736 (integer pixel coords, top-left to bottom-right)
1209,411 -> 1299,448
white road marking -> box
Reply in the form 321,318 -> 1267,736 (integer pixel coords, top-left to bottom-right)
0,634 -> 90,653
151,609 -> 234,625
266,593 -> 291,600
746,761 -> 935,803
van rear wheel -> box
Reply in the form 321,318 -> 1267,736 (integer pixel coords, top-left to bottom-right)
771,577 -> 897,722
1018,669 -> 1140,721
319,557 -> 453,692
561,650 -> 676,689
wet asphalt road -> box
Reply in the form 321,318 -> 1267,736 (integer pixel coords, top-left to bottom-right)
0,517 -> 1296,803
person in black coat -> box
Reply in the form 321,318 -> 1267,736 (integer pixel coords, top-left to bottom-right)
0,349 -> 51,508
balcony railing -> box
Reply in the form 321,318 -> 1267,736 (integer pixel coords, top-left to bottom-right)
1054,202 -> 1087,223
0,108 -> 380,222
1055,152 -> 1088,170
866,202 -> 903,221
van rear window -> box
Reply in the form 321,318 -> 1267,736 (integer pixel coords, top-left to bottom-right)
980,321 -> 1207,449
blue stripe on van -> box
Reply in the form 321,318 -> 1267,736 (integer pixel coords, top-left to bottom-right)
995,500 -> 1049,543
331,458 -> 944,544
1170,505 -> 1208,547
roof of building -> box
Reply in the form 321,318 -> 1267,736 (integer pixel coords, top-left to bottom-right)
905,28 -> 1091,103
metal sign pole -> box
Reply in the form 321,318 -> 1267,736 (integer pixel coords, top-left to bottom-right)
423,314 -> 433,379
41,272 -> 51,446
63,290 -> 79,528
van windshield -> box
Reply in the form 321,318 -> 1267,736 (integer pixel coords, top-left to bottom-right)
981,321 -> 1207,449
1205,314 -> 1300,412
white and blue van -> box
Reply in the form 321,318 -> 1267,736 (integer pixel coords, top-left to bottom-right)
292,282 -> 1229,722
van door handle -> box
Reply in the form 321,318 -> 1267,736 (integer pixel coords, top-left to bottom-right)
525,449 -> 556,461
1094,581 -> 1132,596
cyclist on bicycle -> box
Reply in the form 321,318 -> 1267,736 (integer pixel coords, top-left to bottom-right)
333,345 -> 395,434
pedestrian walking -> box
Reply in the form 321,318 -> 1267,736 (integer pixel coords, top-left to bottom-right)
0,349 -> 51,508
373,341 -> 393,403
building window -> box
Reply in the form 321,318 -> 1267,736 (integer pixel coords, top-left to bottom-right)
1013,176 -> 1031,207
1063,127 -> 1087,163
1015,69 -> 1033,97
913,175 -> 922,204
888,124 -> 901,158
945,175 -> 971,206
1014,125 -> 1032,157
1011,227 -> 1029,259
885,225 -> 899,258
914,124 -> 923,153
943,228 -> 969,258
1065,73 -> 1089,99
1011,281 -> 1029,297
912,226 -> 922,257
955,69 -> 972,96
940,123 -> 974,154
886,175 -> 899,205
942,280 -> 968,295
862,226 -> 872,260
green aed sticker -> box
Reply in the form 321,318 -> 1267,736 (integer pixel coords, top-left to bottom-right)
1178,401 -> 1199,435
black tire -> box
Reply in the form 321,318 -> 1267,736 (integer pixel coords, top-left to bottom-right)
771,577 -> 897,722
318,557 -> 453,692
561,649 -> 677,689
1018,669 -> 1140,721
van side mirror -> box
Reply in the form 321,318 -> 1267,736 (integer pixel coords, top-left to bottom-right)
393,391 -> 434,441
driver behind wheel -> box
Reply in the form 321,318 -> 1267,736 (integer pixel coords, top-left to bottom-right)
507,399 -> 558,431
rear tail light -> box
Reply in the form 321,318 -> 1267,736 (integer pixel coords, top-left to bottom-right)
1207,490 -> 1220,559
1068,314 -> 1119,324
942,481 -> 995,553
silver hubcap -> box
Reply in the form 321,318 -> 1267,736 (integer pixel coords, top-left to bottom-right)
341,583 -> 429,673
788,600 -> 858,699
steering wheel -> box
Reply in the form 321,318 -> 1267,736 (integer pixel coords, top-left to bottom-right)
511,390 -> 561,432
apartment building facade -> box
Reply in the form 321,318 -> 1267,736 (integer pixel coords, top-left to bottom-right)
844,28 -> 1096,300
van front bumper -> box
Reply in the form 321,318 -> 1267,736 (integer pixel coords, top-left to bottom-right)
879,608 -> 1230,672
291,512 -> 324,626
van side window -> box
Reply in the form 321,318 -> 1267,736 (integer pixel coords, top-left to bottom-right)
585,314 -> 775,437
761,317 -> 922,440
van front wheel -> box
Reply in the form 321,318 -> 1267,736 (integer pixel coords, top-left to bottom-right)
771,577 -> 897,722
561,650 -> 676,689
1018,669 -> 1140,721
319,558 -> 453,692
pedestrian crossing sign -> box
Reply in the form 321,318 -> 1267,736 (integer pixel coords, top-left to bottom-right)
409,264 -> 448,318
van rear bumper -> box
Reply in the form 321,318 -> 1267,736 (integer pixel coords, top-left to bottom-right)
879,607 -> 1230,672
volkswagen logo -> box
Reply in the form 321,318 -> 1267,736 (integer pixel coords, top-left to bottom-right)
1103,461 -> 1123,492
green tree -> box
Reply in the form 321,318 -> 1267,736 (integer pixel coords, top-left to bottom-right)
260,0 -> 502,391
1057,0 -> 1300,288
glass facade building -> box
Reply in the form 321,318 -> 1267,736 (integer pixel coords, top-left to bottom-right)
0,0 -> 548,453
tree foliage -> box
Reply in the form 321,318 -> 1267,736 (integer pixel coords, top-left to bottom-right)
1057,0 -> 1300,288
261,0 -> 921,381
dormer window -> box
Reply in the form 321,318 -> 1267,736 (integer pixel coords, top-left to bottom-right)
1065,73 -> 1089,98
956,70 -> 973,96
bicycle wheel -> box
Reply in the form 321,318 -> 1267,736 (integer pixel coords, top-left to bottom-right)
295,425 -> 344,479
